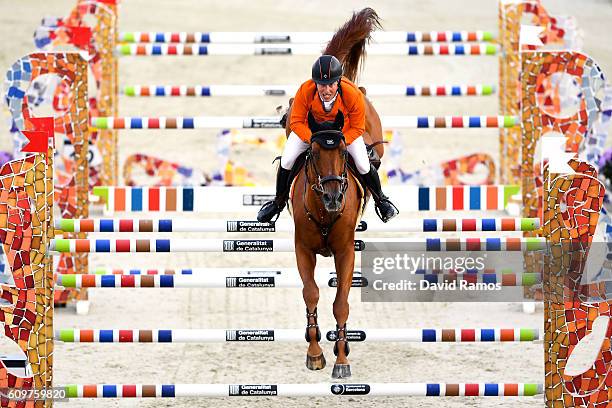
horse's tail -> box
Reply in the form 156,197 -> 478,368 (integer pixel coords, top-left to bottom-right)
323,8 -> 381,83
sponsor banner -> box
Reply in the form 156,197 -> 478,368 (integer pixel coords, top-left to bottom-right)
330,384 -> 371,395
256,35 -> 291,43
226,220 -> 276,233
242,194 -> 276,206
226,329 -> 275,341
246,118 -> 284,128
354,240 -> 365,251
223,240 -> 274,252
229,384 -> 278,396
326,330 -> 367,342
264,89 -> 286,96
226,276 -> 276,288
256,47 -> 292,55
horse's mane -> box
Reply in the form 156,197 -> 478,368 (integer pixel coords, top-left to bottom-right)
323,8 -> 382,84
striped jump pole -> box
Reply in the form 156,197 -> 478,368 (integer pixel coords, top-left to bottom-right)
90,115 -> 518,129
61,383 -> 543,398
56,269 -> 369,288
56,270 -> 541,289
55,217 -> 541,233
49,237 -> 546,253
116,43 -> 499,56
90,185 -> 521,213
55,327 -> 539,343
82,267 -> 531,276
122,84 -> 496,97
119,30 -> 496,44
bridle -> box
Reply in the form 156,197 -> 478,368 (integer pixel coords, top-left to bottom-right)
303,130 -> 348,239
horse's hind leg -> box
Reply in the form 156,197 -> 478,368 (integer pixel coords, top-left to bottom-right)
296,244 -> 325,370
331,246 -> 355,379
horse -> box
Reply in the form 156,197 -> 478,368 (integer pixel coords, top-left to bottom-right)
284,7 -> 384,379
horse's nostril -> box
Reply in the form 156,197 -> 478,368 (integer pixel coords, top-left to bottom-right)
337,193 -> 344,203
323,193 -> 331,203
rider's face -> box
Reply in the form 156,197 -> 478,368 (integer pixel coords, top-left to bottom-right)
316,82 -> 338,102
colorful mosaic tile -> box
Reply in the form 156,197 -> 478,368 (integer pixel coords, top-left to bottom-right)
523,51 -> 611,406
542,159 -> 609,407
35,0 -> 118,187
1,52 -> 88,407
498,1 -> 581,186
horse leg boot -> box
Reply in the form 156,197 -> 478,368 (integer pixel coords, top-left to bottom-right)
362,164 -> 398,223
257,166 -> 291,222
305,307 -> 326,370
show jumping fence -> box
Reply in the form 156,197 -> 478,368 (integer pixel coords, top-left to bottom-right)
1,1 -> 606,404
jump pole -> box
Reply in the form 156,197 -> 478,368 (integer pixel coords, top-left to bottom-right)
90,115 -> 518,129
56,270 -> 541,289
54,327 -> 540,343
50,237 -> 546,253
122,84 -> 497,97
118,30 -> 496,44
116,43 -> 499,56
61,382 -> 543,398
90,184 -> 521,213
55,217 -> 541,233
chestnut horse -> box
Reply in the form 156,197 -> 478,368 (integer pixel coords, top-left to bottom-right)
285,8 -> 383,379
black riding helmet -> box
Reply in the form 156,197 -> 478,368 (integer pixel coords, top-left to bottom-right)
312,55 -> 342,85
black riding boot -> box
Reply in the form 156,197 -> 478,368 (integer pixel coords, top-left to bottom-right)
362,164 -> 398,223
257,167 -> 292,222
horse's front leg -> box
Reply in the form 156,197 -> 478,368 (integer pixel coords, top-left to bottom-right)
295,242 -> 326,370
331,243 -> 355,379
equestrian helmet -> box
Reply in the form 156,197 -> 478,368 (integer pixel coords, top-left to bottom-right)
312,55 -> 342,85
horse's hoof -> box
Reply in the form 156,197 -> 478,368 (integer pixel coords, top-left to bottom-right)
331,363 -> 351,379
306,353 -> 326,370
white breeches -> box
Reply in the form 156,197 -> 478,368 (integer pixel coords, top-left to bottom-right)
280,132 -> 371,175
346,135 -> 371,174
280,132 -> 309,169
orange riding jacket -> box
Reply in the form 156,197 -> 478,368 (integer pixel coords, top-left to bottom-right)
289,77 -> 365,144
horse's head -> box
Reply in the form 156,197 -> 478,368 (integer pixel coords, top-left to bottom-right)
307,130 -> 348,213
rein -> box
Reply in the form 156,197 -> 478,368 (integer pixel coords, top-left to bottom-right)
302,144 -> 348,241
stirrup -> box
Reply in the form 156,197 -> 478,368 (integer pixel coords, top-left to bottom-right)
305,307 -> 321,342
257,200 -> 283,223
333,323 -> 350,356
375,198 -> 399,223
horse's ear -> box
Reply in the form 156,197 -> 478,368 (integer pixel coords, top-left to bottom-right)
334,111 -> 344,131
308,111 -> 318,132
359,86 -> 367,96
288,97 -> 294,107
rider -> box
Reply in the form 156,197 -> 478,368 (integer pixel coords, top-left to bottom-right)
257,54 -> 398,223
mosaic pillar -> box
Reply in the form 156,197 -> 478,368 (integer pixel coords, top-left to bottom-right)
32,1 -> 117,306
499,0 -> 583,186
522,50 -> 610,407
543,159 -> 609,407
59,0 -> 117,186
1,52 -> 88,408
